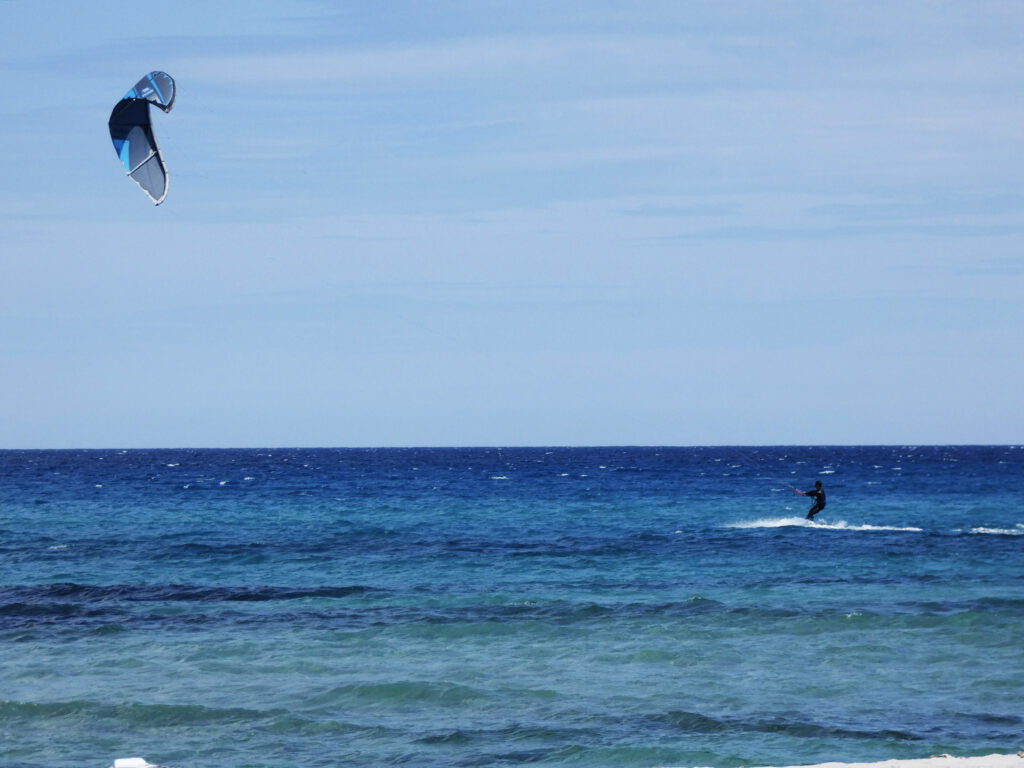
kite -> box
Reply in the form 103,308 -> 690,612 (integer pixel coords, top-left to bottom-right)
108,71 -> 176,204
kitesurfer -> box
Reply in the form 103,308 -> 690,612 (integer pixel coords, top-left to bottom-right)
796,481 -> 826,520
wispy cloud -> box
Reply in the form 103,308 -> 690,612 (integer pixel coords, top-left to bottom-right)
177,35 -> 601,89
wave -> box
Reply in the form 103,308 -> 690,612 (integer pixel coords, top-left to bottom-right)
727,517 -> 923,532
0,583 -> 385,632
0,589 -> 793,634
967,524 -> 1024,536
0,583 -> 379,604
416,722 -> 597,746
307,680 -> 488,708
0,698 -> 276,727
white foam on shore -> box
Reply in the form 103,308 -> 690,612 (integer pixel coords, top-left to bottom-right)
664,751 -> 1024,768
728,517 -> 923,533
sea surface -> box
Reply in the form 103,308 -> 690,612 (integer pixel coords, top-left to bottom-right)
1,446 -> 1022,768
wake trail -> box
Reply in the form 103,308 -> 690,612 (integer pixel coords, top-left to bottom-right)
727,517 -> 924,533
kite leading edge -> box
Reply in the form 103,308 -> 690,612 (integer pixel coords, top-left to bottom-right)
108,71 -> 176,205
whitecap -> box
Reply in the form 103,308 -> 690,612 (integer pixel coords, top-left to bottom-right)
969,524 -> 1024,536
490,475 -> 509,480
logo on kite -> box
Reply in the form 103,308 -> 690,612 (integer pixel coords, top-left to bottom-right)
108,71 -> 176,205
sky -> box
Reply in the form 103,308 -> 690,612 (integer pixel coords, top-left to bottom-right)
2,1 -> 1023,448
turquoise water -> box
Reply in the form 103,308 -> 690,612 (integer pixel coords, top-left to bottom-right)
1,447 -> 1022,768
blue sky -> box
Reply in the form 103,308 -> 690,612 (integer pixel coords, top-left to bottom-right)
2,1 -> 1023,447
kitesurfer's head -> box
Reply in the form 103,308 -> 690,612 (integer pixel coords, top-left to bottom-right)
815,481 -> 822,488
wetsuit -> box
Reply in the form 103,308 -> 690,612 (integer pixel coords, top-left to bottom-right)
804,486 -> 826,520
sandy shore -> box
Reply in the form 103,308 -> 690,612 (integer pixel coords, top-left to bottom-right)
664,753 -> 1024,768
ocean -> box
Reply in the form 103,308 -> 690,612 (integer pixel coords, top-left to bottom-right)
1,446 -> 1021,768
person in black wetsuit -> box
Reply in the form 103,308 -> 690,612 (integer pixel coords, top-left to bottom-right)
796,481 -> 826,520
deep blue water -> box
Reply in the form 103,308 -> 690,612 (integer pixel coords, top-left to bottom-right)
1,446 -> 1022,768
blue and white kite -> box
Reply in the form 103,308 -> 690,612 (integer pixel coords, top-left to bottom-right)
108,71 -> 176,204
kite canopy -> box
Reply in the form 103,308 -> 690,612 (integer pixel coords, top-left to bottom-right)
108,71 -> 176,204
